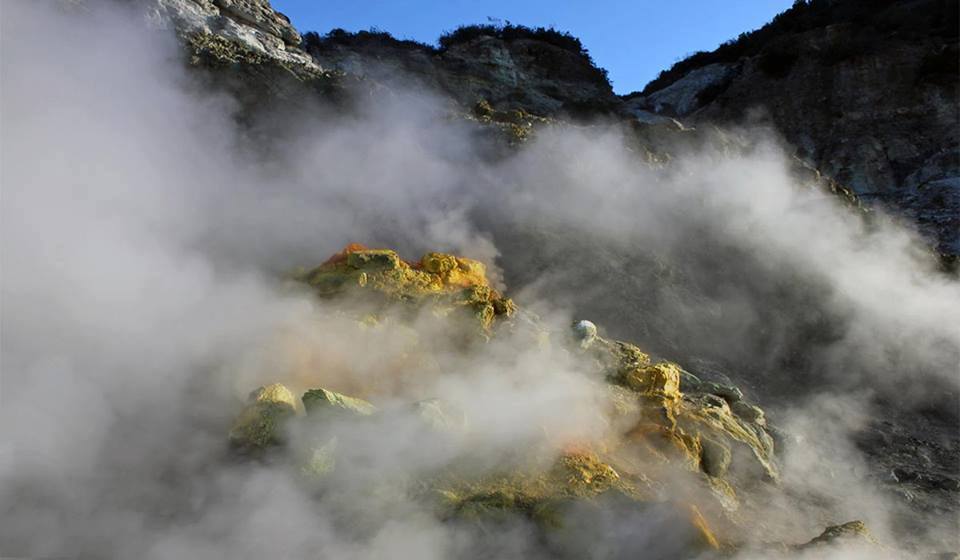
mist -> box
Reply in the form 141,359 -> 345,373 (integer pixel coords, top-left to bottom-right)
1,1 -> 958,558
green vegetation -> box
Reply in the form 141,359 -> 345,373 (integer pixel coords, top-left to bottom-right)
301,23 -> 596,57
438,23 -> 587,57
302,28 -> 434,54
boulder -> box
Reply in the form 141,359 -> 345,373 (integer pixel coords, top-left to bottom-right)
699,436 -> 732,478
302,387 -> 376,417
571,319 -> 598,348
228,383 -> 299,453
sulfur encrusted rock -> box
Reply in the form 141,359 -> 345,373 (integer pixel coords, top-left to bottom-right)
228,383 -> 299,453
299,244 -> 515,331
227,248 -> 793,555
430,451 -> 648,523
584,328 -> 780,495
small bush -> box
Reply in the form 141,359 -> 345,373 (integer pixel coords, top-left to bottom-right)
438,24 -> 500,49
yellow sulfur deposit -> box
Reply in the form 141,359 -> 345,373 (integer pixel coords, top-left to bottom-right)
300,244 -> 515,330
226,246 -> 792,555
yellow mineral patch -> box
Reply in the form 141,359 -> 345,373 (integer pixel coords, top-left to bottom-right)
555,451 -> 622,494
688,504 -> 722,550
430,450 -> 639,522
252,383 -> 299,409
677,397 -> 779,481
421,253 -> 489,288
301,245 -> 514,330
589,330 -> 779,508
624,361 -> 682,400
273,248 -> 785,554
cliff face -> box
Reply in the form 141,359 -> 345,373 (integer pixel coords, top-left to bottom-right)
628,0 -> 959,255
146,0 -> 619,118
163,0 -> 958,255
143,0 -> 318,70
302,28 -> 619,117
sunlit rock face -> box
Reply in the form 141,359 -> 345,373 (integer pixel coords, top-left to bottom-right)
298,244 -> 516,332
143,0 -> 318,70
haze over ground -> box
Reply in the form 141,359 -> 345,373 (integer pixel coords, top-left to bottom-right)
1,1 -> 957,558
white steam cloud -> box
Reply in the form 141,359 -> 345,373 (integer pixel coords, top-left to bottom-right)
1,2 -> 957,559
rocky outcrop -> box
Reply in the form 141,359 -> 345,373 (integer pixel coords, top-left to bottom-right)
226,246 -> 798,556
629,0 -> 959,255
143,0 -> 319,70
627,63 -> 735,117
136,0 -> 350,133
228,383 -> 301,453
222,245 -> 955,557
303,27 -> 619,118
138,0 -> 957,257
296,244 -> 517,332
100,4 -> 956,552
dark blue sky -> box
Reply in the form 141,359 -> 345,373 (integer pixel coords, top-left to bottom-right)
271,0 -> 794,94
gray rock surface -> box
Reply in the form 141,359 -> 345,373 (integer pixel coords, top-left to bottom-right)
142,0 -> 320,71
304,33 -> 619,117
632,1 -> 959,256
629,63 -> 735,117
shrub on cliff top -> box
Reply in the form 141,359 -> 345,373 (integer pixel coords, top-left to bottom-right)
438,23 -> 589,58
302,28 -> 434,54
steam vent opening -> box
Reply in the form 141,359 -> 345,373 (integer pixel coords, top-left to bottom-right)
2,1 -> 958,559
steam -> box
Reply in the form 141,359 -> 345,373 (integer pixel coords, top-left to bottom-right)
2,2 -> 958,559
